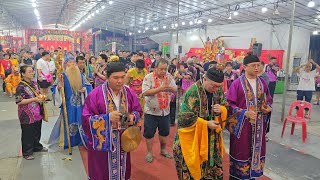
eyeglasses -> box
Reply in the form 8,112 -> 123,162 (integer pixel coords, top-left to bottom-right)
246,64 -> 261,68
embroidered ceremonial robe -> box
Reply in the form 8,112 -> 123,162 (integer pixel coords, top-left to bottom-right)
226,75 -> 272,179
173,80 -> 228,180
49,72 -> 92,149
82,82 -> 142,180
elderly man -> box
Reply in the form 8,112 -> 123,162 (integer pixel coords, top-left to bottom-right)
82,62 -> 142,180
49,53 -> 92,150
142,58 -> 177,163
173,66 -> 228,180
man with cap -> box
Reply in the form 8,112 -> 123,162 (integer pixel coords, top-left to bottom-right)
226,53 -> 272,180
82,62 -> 142,180
173,65 -> 228,180
48,53 -> 92,150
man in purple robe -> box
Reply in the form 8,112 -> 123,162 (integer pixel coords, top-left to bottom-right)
226,53 -> 273,180
82,62 -> 142,180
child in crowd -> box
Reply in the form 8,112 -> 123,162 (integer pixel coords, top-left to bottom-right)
4,67 -> 21,97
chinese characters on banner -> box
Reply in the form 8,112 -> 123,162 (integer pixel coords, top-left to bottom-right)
25,29 -> 92,52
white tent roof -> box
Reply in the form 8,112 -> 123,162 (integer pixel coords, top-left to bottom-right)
0,0 -> 319,34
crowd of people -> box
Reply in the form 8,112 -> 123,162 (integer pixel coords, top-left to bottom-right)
0,46 -> 319,180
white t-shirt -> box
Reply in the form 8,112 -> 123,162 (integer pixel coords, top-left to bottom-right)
37,58 -> 51,80
297,69 -> 317,91
247,78 -> 257,97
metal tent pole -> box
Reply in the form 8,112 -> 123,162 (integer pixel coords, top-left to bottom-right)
281,0 -> 296,122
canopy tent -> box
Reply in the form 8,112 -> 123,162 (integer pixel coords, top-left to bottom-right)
0,0 -> 318,35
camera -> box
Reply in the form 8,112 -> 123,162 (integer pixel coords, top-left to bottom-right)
120,112 -> 130,128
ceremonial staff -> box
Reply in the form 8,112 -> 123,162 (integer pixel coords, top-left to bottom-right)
55,52 -> 72,155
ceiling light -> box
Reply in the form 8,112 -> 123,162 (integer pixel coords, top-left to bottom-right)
140,17 -> 144,21
129,32 -> 132,35
34,9 -> 40,17
96,9 -> 99,13
153,27 -> 157,31
91,12 -> 95,17
102,5 -> 105,9
273,8 -> 280,15
109,1 -> 114,5
189,21 -> 193,25
145,27 -> 149,30
138,30 -> 141,33
262,7 -> 268,13
313,30 -> 318,35
88,14 -> 92,19
32,3 -> 37,7
181,21 -> 185,25
233,11 -> 239,16
197,20 -> 202,24
175,23 -> 178,27
208,18 -> 212,22
85,18 -> 88,21
308,0 -> 315,8
143,30 -> 146,33
163,25 -> 167,29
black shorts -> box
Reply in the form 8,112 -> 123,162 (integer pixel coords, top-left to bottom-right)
143,114 -> 170,139
38,80 -> 51,89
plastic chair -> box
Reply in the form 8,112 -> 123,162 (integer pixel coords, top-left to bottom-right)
281,100 -> 312,143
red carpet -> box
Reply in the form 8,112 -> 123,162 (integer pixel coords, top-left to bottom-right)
79,126 -> 271,180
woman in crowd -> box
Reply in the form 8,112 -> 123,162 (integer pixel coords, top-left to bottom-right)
15,65 -> 47,160
224,61 -> 239,89
93,54 -> 108,87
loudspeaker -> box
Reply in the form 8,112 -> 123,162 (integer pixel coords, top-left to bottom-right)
252,43 -> 262,57
178,45 -> 182,54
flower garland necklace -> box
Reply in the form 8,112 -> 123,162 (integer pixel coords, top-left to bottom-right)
152,70 -> 169,109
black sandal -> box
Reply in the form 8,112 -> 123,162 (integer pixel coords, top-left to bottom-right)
23,155 -> 35,160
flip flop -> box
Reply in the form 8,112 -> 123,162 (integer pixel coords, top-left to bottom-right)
23,155 -> 35,160
160,152 -> 173,159
145,155 -> 153,163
